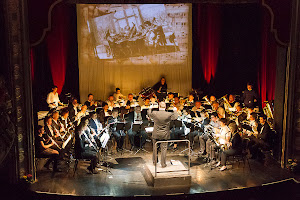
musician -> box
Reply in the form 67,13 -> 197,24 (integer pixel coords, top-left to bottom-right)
212,102 -> 226,119
113,88 -> 126,101
125,93 -> 137,109
150,97 -> 158,107
216,122 -> 242,171
243,113 -> 258,137
35,125 -> 61,172
68,97 -> 80,122
44,116 -> 63,150
60,108 -> 72,132
171,97 -> 183,111
75,117 -> 99,174
185,94 -> 194,106
241,83 -> 259,108
127,106 -> 147,150
98,103 -> 111,125
206,118 -> 231,161
141,98 -> 151,110
209,96 -> 217,105
108,109 -> 125,151
51,111 -> 64,138
148,102 -> 178,168
165,92 -> 174,103
89,112 -> 103,147
46,85 -> 63,109
153,77 -> 167,101
199,112 -> 220,155
235,105 -> 247,127
224,94 -> 239,111
84,93 -> 98,110
75,104 -> 88,125
248,115 -> 272,160
106,94 -> 118,109
191,101 -> 205,112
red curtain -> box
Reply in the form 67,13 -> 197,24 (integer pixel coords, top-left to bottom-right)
197,4 -> 221,84
258,8 -> 277,107
45,4 -> 70,95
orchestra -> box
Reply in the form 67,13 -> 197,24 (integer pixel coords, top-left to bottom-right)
38,80 -> 275,173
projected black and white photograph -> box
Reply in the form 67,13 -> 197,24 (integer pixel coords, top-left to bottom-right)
88,4 -> 180,59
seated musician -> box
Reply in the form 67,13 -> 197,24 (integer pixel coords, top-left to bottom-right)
171,96 -> 183,111
108,109 -> 125,151
165,92 -> 174,104
206,118 -> 231,162
246,107 -> 255,120
152,77 -> 167,102
106,94 -> 118,110
127,106 -> 148,151
84,93 -> 98,110
212,101 -> 226,119
44,116 -> 62,149
35,125 -> 61,172
46,85 -> 63,109
216,122 -> 242,171
185,94 -> 194,106
235,105 -> 247,127
248,115 -> 272,160
199,112 -> 221,155
113,88 -> 126,101
75,117 -> 99,174
191,101 -> 205,112
89,112 -> 102,147
60,108 -> 73,134
224,94 -> 239,111
68,97 -> 80,122
243,113 -> 259,138
51,111 -> 64,139
209,95 -> 217,105
141,98 -> 151,110
241,82 -> 259,108
125,93 -> 137,109
98,103 -> 111,125
150,97 -> 158,107
75,104 -> 88,125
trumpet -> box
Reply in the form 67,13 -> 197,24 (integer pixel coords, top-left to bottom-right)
203,96 -> 211,105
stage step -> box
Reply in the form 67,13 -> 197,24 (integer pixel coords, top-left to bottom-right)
143,160 -> 191,187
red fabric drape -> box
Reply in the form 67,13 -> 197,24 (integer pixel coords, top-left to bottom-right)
46,4 -> 70,95
30,48 -> 35,82
258,8 -> 277,107
197,4 -> 221,84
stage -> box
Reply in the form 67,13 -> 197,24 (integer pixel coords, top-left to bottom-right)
30,142 -> 298,197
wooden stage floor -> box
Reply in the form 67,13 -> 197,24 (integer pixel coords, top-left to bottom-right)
31,143 -> 298,197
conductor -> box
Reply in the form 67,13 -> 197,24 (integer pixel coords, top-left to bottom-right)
148,102 -> 178,168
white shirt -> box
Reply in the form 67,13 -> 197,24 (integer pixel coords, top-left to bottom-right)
217,126 -> 231,145
46,92 -> 60,108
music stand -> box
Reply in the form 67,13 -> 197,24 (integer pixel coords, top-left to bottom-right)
132,121 -> 149,155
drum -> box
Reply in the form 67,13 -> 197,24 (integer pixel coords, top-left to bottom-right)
139,87 -> 155,100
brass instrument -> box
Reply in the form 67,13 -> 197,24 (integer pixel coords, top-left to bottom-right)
263,101 -> 274,128
203,96 -> 211,105
222,95 -> 232,109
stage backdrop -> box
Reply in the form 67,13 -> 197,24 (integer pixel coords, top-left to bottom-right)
77,4 -> 192,101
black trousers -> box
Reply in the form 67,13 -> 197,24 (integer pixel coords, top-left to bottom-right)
81,150 -> 99,169
220,149 -> 240,166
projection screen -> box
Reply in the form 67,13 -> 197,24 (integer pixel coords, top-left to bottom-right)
77,4 -> 192,101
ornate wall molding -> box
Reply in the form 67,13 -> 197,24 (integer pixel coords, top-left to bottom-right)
31,0 -> 62,46
261,0 -> 289,47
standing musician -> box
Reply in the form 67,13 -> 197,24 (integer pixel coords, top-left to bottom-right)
212,101 -> 226,119
216,122 -> 242,171
108,109 -> 125,151
148,102 -> 178,168
75,117 -> 99,174
199,112 -> 220,155
206,118 -> 231,162
113,88 -> 126,101
127,106 -> 148,151
84,93 -> 98,110
68,97 -> 80,122
46,85 -> 63,109
241,82 -> 259,108
152,77 -> 167,102
35,125 -> 61,172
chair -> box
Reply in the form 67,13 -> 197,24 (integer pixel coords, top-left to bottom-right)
230,138 -> 251,171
